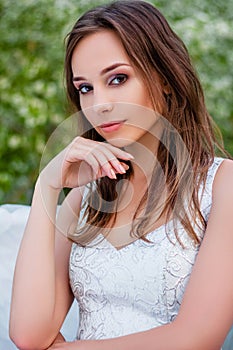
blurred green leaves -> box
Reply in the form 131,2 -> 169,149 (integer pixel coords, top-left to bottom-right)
0,0 -> 232,204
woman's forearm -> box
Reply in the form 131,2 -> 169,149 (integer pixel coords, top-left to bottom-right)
9,178 -> 61,347
86,323 -> 185,350
100,324 -> 179,350
76,321 -> 221,350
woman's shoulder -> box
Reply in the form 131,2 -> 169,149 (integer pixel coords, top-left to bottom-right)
206,157 -> 233,245
199,157 -> 232,219
204,157 -> 231,191
207,156 -> 226,177
205,157 -> 233,224
212,157 -> 233,198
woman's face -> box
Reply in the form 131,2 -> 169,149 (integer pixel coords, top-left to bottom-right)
71,30 -> 162,148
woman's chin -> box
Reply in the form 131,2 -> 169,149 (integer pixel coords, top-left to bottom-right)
105,137 -> 135,148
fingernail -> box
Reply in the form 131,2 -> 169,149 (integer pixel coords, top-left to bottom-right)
127,153 -> 134,159
110,168 -> 117,179
118,164 -> 126,173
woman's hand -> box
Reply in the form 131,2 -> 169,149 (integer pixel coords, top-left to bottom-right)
40,136 -> 133,190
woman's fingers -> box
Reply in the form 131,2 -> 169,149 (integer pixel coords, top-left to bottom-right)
90,147 -> 128,178
103,142 -> 134,161
44,137 -> 134,189
68,137 -> 133,180
73,137 -> 134,162
85,150 -> 117,179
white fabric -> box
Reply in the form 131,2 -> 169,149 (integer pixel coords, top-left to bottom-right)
0,204 -> 78,349
69,158 -> 232,347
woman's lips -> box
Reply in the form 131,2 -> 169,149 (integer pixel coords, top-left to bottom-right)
99,120 -> 125,133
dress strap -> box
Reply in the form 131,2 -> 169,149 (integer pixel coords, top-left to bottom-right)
200,157 -> 225,221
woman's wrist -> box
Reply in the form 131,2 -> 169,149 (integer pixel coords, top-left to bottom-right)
32,175 -> 61,211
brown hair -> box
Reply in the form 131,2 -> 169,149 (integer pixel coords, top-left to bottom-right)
65,0 -> 226,246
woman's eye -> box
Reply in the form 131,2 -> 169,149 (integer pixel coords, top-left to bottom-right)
109,74 -> 128,86
78,84 -> 93,94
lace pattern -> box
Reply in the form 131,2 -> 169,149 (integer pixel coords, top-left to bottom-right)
69,157 -> 224,340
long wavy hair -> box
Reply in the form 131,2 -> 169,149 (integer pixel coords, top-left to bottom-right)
65,0 -> 226,246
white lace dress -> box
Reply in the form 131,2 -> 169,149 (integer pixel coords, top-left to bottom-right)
69,158 -> 224,340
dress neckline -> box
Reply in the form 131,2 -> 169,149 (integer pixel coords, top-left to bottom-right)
87,220 -> 172,252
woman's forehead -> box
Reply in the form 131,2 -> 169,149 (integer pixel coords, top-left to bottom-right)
71,30 -> 131,77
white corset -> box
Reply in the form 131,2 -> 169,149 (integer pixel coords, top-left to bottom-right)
69,157 -> 224,340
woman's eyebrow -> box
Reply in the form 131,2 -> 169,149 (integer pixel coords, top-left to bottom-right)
72,75 -> 86,82
72,62 -> 130,82
100,62 -> 130,75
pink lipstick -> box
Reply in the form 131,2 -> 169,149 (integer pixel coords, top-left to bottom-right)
99,120 -> 125,133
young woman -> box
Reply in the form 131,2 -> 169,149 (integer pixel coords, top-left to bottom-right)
9,1 -> 233,349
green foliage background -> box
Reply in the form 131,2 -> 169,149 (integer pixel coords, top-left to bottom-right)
0,0 -> 232,204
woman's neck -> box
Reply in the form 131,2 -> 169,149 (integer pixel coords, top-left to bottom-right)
125,125 -> 162,180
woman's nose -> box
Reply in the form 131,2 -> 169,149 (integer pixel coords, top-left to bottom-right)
93,101 -> 114,114
92,90 -> 114,115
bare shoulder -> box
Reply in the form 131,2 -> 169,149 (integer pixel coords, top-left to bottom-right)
212,158 -> 233,198
208,158 -> 233,233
